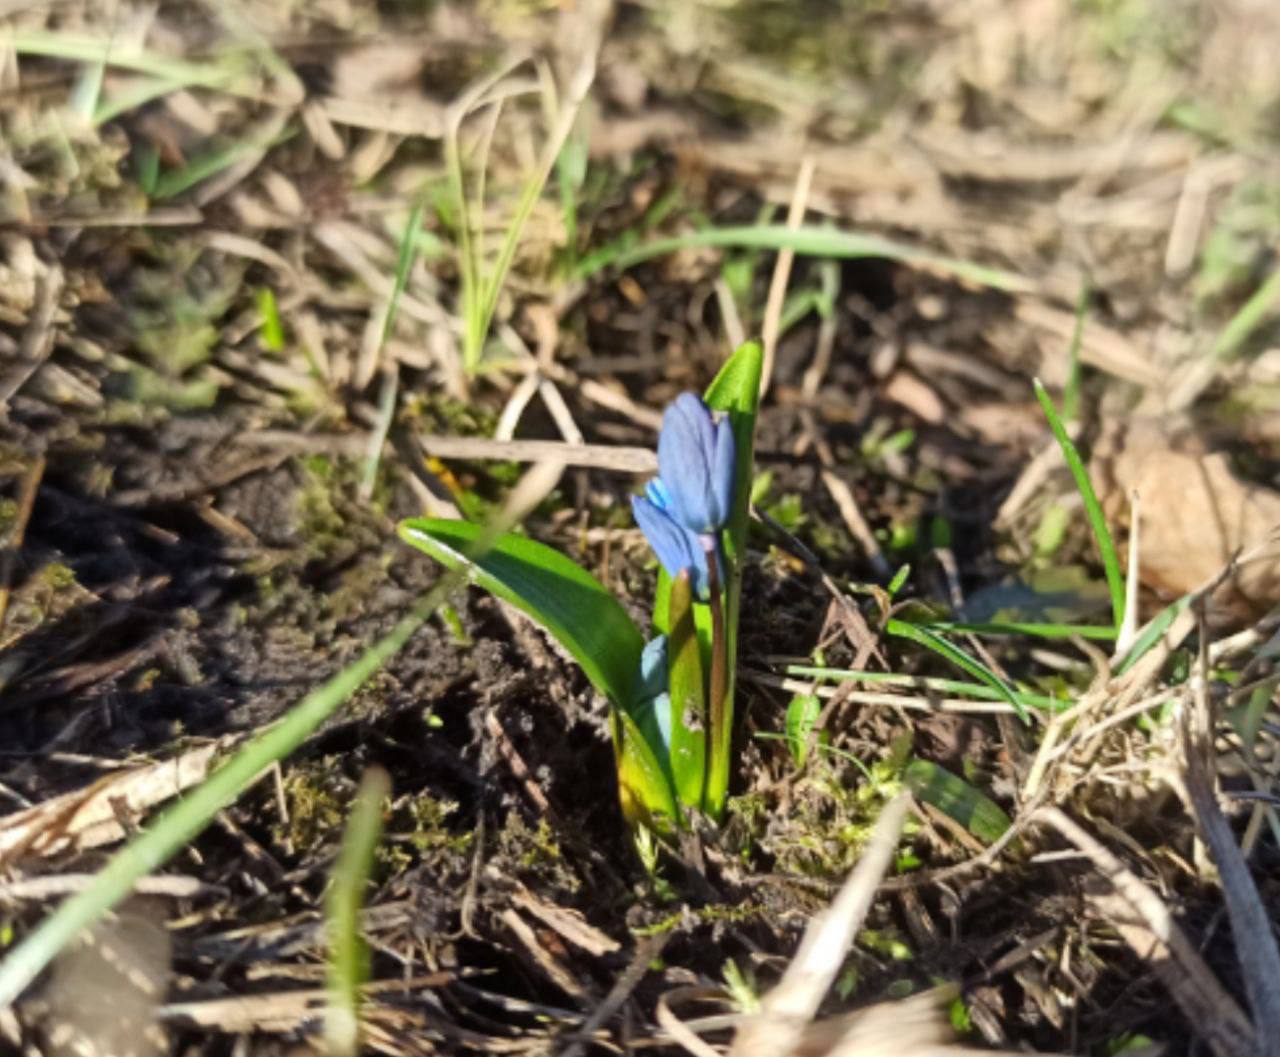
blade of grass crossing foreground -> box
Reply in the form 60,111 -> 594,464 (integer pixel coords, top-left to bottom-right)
0,578 -> 457,1007
0,458 -> 575,1006
326,767 -> 391,1057
1033,378 -> 1125,631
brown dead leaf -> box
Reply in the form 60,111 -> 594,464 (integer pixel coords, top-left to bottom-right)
1091,421 -> 1280,625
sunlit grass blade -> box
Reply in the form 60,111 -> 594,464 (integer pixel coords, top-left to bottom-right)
577,224 -> 1033,294
1033,378 -> 1125,631
1112,591 -> 1195,676
10,30 -> 248,90
0,576 -> 457,1007
783,665 -> 1068,713
921,620 -> 1117,641
325,767 -> 390,1057
449,59 -> 595,373
886,619 -> 1029,723
0,464 -> 564,1007
904,759 -> 1012,845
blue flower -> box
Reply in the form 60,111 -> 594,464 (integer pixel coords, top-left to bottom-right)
656,393 -> 736,535
631,494 -> 721,599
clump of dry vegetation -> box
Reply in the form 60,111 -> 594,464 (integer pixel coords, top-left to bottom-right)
1,1 -> 1279,1055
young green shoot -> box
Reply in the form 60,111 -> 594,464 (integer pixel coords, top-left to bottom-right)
325,767 -> 390,1057
1033,378 -> 1125,632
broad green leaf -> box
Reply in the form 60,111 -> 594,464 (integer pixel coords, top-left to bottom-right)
784,692 -> 821,767
886,619 -> 1029,723
904,759 -> 1012,845
667,570 -> 707,811
612,708 -> 679,832
399,519 -> 644,711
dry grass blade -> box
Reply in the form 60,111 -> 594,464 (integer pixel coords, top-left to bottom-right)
1036,807 -> 1256,1057
1183,606 -> 1280,1052
729,794 -> 909,1056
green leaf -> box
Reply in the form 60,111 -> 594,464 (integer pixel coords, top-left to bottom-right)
784,692 -> 821,767
612,708 -> 680,832
325,767 -> 389,1057
904,759 -> 1012,845
401,518 -> 681,831
702,341 -> 764,817
886,619 -> 1029,723
399,519 -> 645,711
1033,379 -> 1125,631
668,570 -> 708,811
576,225 -> 1032,294
1112,591 -> 1193,675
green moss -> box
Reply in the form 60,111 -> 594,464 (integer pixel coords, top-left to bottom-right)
496,812 -> 581,893
38,562 -> 78,590
275,759 -> 348,853
405,794 -> 472,854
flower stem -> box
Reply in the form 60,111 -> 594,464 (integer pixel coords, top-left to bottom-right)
701,534 -> 727,813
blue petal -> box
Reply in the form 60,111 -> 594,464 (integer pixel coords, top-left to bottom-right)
710,416 -> 736,527
658,393 -> 726,533
645,477 -> 673,511
631,494 -> 712,598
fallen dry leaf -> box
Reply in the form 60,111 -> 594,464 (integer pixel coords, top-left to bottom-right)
1092,421 -> 1280,626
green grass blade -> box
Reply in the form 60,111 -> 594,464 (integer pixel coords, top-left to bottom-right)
151,126 -> 294,200
904,760 -> 1012,845
1112,591 -> 1194,676
886,619 -> 1029,723
10,30 -> 246,90
921,620 -> 1117,641
398,519 -> 645,712
1211,265 -> 1280,363
783,665 -> 1068,713
0,576 -> 461,1007
325,767 -> 390,1057
577,225 -> 1033,294
1033,378 -> 1125,631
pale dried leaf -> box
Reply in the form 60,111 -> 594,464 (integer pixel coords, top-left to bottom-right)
1092,421 -> 1280,624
